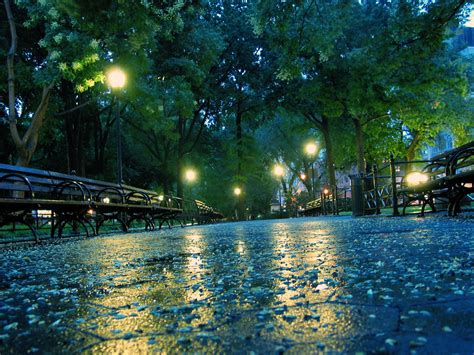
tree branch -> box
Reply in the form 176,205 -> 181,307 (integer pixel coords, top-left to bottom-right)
55,99 -> 93,117
4,0 -> 22,148
361,113 -> 389,126
22,83 -> 54,145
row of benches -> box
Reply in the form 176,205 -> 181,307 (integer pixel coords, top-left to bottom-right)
390,141 -> 473,216
299,187 -> 351,217
301,141 -> 473,217
0,164 -> 223,243
357,141 -> 473,216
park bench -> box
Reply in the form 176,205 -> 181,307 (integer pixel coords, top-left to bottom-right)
360,141 -> 473,216
0,163 -> 183,242
300,198 -> 322,216
395,141 -> 474,216
175,198 -> 224,225
301,186 -> 351,217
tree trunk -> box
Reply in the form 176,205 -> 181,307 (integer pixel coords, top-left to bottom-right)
162,172 -> 171,195
14,87 -> 52,166
176,157 -> 184,199
321,116 -> 336,187
353,117 -> 366,174
406,130 -> 420,172
176,117 -> 185,199
5,0 -> 52,167
64,102 -> 86,175
236,109 -> 245,220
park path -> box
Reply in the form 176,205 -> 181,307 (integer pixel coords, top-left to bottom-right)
1,216 -> 473,353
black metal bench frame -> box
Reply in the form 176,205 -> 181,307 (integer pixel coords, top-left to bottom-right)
0,164 -> 187,242
392,142 -> 474,216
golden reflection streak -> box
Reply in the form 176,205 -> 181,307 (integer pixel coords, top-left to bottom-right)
234,225 -> 247,257
184,232 -> 212,303
270,222 -> 339,304
271,221 -> 354,333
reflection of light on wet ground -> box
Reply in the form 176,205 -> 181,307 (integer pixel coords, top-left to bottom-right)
185,233 -> 203,268
270,221 -> 340,305
234,225 -> 247,257
182,231 -> 213,305
236,240 -> 246,256
2,217 -> 473,353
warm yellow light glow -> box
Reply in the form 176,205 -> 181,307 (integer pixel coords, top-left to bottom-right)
234,187 -> 242,196
300,173 -> 306,180
87,209 -> 95,215
106,67 -> 126,89
405,172 -> 429,186
273,164 -> 284,177
158,195 -> 164,201
185,169 -> 197,182
37,210 -> 52,217
323,188 -> 329,195
305,142 -> 318,156
102,197 -> 110,204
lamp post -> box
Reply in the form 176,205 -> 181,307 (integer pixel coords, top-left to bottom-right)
305,142 -> 318,199
273,164 -> 284,217
234,187 -> 242,220
183,168 -> 197,202
106,67 -> 126,184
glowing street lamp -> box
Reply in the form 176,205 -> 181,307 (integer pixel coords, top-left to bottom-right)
305,142 -> 317,156
107,67 -> 126,89
185,169 -> 197,182
234,187 -> 242,196
273,164 -> 284,177
106,67 -> 127,184
272,164 -> 285,217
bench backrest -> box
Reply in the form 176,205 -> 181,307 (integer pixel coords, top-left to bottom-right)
0,164 -> 177,207
0,164 -> 225,219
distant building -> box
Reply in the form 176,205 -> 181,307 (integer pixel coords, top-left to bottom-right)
421,132 -> 455,159
421,24 -> 474,159
457,26 -> 474,56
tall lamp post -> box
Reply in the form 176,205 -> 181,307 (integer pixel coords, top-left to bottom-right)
305,142 -> 318,199
184,169 -> 197,199
273,164 -> 284,217
234,187 -> 242,220
106,67 -> 126,184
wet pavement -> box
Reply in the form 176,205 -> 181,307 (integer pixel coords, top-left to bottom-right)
0,216 -> 473,354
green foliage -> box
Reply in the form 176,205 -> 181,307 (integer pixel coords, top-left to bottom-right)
1,0 -> 472,216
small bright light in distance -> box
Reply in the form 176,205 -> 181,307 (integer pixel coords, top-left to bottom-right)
323,188 -> 329,195
406,172 -> 428,186
106,67 -> 126,89
300,173 -> 306,180
234,187 -> 242,196
102,197 -> 110,204
305,142 -> 317,156
185,169 -> 197,182
273,164 -> 284,177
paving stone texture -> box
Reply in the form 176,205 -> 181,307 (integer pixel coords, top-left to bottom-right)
0,216 -> 473,354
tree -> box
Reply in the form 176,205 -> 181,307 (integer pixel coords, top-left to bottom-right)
252,0 -> 472,177
1,0 -> 186,168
